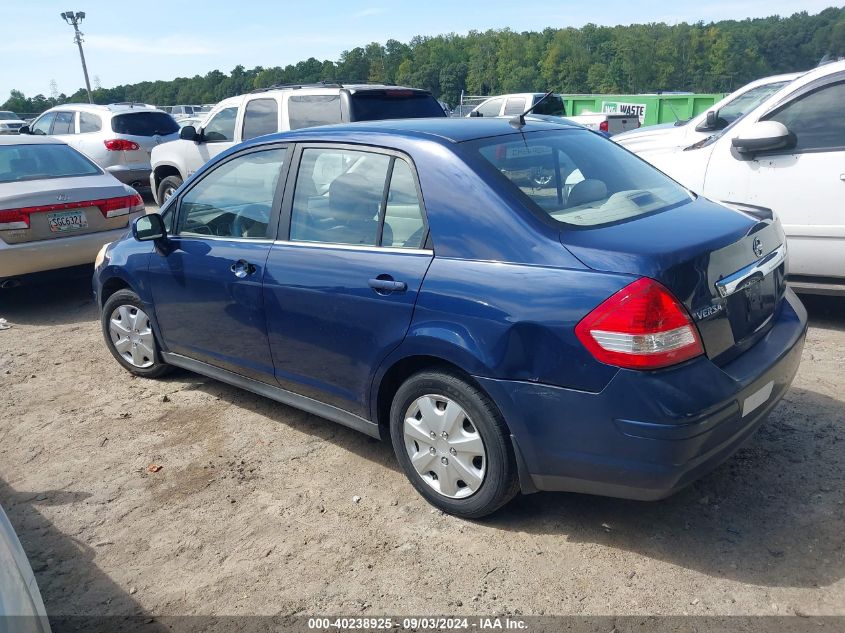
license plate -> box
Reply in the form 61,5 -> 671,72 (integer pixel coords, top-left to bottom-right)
48,210 -> 88,233
742,381 -> 774,417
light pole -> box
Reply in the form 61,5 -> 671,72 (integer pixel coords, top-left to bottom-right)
60,11 -> 93,104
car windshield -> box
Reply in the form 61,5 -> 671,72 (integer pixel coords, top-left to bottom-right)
0,111 -> 21,120
111,112 -> 179,136
0,143 -> 102,183
468,129 -> 692,228
718,81 -> 790,124
350,91 -> 446,121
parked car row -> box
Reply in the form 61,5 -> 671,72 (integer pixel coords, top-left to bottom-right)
617,60 -> 845,296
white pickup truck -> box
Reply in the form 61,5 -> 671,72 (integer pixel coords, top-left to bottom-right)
466,93 -> 640,135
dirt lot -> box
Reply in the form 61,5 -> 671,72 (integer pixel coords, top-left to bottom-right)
0,276 -> 843,622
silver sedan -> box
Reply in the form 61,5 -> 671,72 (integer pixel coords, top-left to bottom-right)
0,135 -> 145,287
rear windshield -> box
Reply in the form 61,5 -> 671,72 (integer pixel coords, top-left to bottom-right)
467,129 -> 692,228
0,143 -> 101,183
532,95 -> 566,116
350,91 -> 446,121
111,112 -> 179,136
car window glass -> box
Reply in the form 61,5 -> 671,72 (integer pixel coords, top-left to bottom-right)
503,98 -> 527,116
533,94 -> 566,116
765,81 -> 845,152
177,147 -> 287,239
79,112 -> 102,133
383,159 -> 425,248
111,112 -> 178,136
290,148 -> 390,246
718,82 -> 788,124
287,95 -> 342,130
0,143 -> 101,183
202,106 -> 238,142
471,129 -> 691,227
477,98 -> 503,117
30,113 -> 56,135
242,98 -> 279,140
51,112 -> 75,135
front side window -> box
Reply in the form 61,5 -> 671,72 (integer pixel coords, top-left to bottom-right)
468,129 -> 692,227
476,98 -> 503,117
242,98 -> 279,140
764,80 -> 845,152
177,147 -> 287,239
287,96 -> 342,130
30,112 -> 56,135
202,107 -> 238,142
51,111 -> 75,135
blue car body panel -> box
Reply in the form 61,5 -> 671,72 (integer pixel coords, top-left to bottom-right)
93,118 -> 808,501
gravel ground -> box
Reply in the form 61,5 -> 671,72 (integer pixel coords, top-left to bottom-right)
0,276 -> 842,622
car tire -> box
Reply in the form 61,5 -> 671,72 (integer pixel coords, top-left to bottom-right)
157,175 -> 182,206
101,289 -> 171,378
390,370 -> 519,519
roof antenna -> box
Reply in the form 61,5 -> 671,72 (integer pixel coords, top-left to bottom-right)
510,90 -> 554,129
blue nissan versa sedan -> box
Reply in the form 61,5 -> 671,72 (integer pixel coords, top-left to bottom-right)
93,118 -> 807,518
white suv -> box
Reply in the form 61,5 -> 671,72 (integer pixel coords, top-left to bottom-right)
149,83 -> 445,204
628,60 -> 845,295
21,104 -> 180,189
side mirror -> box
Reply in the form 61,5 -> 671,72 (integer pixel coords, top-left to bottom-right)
469,110 -> 482,118
695,110 -> 719,132
179,125 -> 199,141
17,125 -> 30,135
732,121 -> 792,156
132,213 -> 166,241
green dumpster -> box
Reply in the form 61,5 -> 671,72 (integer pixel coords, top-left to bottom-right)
560,93 -> 725,127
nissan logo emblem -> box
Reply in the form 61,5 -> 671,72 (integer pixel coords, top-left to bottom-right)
753,237 -> 764,258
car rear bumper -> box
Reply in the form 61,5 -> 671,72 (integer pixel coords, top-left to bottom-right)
0,226 -> 132,280
105,164 -> 151,187
476,289 -> 808,500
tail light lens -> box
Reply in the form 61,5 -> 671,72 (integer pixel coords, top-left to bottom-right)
575,277 -> 704,370
0,194 -> 144,229
104,139 -> 140,151
599,120 -> 609,133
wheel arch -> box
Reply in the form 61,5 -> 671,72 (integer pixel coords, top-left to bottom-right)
151,163 -> 183,191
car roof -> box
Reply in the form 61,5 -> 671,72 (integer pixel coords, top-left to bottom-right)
42,103 -> 163,115
0,135 -> 65,146
256,117 -> 580,145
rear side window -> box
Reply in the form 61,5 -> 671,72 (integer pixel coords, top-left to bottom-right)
287,95 -> 342,130
764,80 -> 845,152
383,159 -> 425,248
79,112 -> 102,133
469,129 -> 691,228
242,98 -> 279,140
0,143 -> 101,183
51,112 -> 75,135
111,112 -> 179,136
532,95 -> 566,116
349,91 -> 446,121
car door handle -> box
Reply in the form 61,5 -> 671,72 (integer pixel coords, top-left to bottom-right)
368,277 -> 407,293
230,259 -> 256,279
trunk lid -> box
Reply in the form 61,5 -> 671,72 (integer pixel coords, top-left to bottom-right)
0,174 -> 134,244
560,197 -> 788,364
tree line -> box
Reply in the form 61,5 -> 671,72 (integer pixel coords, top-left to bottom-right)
4,6 -> 845,114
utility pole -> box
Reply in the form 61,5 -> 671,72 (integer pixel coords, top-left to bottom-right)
60,11 -> 93,104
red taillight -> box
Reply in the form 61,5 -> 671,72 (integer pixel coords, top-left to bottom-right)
599,120 -> 609,133
575,277 -> 704,370
0,194 -> 144,229
104,139 -> 140,151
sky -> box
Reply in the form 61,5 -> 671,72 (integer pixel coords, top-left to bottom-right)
0,0 -> 837,99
